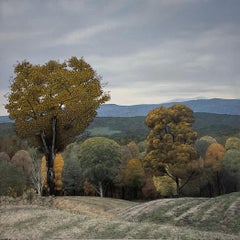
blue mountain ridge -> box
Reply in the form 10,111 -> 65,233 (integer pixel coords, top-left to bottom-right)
0,116 -> 14,123
96,98 -> 240,117
1,98 -> 240,122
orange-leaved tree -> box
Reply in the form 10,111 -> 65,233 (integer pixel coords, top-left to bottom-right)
54,154 -> 64,192
6,57 -> 109,194
41,153 -> 64,194
204,142 -> 226,196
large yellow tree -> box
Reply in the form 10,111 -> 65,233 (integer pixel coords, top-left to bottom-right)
144,104 -> 199,196
6,57 -> 110,194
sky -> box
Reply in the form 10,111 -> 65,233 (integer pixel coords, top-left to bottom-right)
0,0 -> 240,116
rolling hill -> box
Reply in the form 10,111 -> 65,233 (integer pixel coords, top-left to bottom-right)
0,192 -> 239,239
87,113 -> 240,142
1,113 -> 240,141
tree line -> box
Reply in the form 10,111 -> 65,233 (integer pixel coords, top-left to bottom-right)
1,128 -> 239,199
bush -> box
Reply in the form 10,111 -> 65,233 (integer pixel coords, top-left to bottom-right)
0,160 -> 27,196
22,188 -> 36,203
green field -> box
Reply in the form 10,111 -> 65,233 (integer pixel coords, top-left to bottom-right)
1,192 -> 239,239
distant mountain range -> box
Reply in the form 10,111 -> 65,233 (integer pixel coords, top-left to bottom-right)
97,98 -> 240,117
1,98 -> 240,123
0,116 -> 14,123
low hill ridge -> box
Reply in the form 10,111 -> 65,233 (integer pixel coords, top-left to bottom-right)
97,98 -> 240,117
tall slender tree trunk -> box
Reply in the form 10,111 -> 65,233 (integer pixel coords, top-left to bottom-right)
176,177 -> 180,197
47,153 -> 55,195
216,171 -> 221,196
40,117 -> 57,195
99,182 -> 103,197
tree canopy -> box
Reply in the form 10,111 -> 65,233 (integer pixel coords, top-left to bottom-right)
225,137 -> 240,151
6,57 -> 109,151
221,149 -> 240,192
194,135 -> 217,159
79,137 -> 121,197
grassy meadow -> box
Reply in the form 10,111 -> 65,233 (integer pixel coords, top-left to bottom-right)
1,192 -> 239,239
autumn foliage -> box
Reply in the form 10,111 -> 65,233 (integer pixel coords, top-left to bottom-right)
205,143 -> 226,172
41,154 -> 64,194
54,154 -> 64,192
6,57 -> 110,150
41,156 -> 47,192
144,104 -> 198,196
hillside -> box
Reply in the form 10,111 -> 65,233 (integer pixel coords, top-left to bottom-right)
87,113 -> 240,142
97,98 -> 240,117
0,123 -> 14,137
121,192 -> 240,234
0,193 -> 239,239
1,113 -> 240,141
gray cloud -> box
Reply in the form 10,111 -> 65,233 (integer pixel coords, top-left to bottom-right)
0,0 -> 240,115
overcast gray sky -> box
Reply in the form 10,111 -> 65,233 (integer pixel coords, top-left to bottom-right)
1,0 -> 240,115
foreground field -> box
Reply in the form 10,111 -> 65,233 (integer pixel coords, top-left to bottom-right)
0,193 -> 239,239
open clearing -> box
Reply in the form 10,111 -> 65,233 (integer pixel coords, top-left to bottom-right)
0,192 -> 240,239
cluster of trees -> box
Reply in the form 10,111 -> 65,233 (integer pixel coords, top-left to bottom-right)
1,57 -> 239,199
0,136 -> 147,199
0,148 -> 37,196
143,104 -> 240,197
195,136 -> 240,196
62,138 -> 149,199
1,132 -> 239,199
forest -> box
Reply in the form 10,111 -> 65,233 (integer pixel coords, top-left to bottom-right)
1,111 -> 240,200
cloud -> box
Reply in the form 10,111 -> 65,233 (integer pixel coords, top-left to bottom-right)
87,24 -> 240,104
89,25 -> 237,81
53,21 -> 126,46
0,91 -> 8,116
0,0 -> 240,115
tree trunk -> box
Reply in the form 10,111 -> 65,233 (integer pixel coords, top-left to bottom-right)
179,171 -> 195,194
30,150 -> 43,196
99,182 -> 104,197
208,183 -> 213,197
216,171 -> 221,196
176,177 -> 180,197
40,117 -> 57,195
